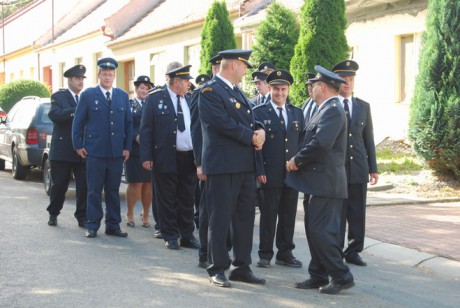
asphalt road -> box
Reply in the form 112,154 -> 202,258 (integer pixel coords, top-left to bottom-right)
0,168 -> 459,307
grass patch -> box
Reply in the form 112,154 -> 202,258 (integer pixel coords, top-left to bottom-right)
376,148 -> 425,174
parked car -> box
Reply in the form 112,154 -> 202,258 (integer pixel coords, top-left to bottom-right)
0,107 -> 6,121
0,96 -> 52,179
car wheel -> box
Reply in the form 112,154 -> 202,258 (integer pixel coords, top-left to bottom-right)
43,158 -> 51,196
0,158 -> 5,170
12,147 -> 27,180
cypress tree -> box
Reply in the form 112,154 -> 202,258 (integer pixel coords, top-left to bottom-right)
199,1 -> 237,76
251,1 -> 299,71
289,0 -> 348,105
409,0 -> 460,178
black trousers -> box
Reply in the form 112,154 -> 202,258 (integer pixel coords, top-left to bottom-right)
151,172 -> 160,230
206,172 -> 256,276
340,183 -> 367,257
304,195 -> 352,283
153,151 -> 196,241
47,160 -> 87,222
258,186 -> 298,261
198,180 -> 232,263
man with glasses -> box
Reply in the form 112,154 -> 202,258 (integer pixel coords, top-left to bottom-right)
286,65 -> 354,295
72,57 -> 133,238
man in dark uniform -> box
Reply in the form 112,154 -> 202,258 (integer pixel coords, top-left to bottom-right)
301,72 -> 317,124
199,49 -> 266,288
191,55 -> 233,269
191,73 -> 210,229
72,57 -> 133,238
286,65 -> 354,295
140,64 -> 200,251
47,64 -> 87,228
253,69 -> 304,269
250,71 -> 270,107
258,62 -> 275,75
195,74 -> 211,87
331,60 -> 379,266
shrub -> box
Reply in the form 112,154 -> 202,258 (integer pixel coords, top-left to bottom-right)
0,79 -> 50,112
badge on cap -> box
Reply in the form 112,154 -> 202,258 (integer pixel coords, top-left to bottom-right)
277,71 -> 282,76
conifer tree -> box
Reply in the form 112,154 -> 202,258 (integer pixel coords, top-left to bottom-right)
251,1 -> 299,71
199,1 -> 236,76
289,0 -> 348,105
409,0 -> 460,178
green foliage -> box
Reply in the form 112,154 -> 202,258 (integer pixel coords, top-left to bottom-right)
376,147 -> 424,174
289,0 -> 349,106
409,0 -> 460,178
199,1 -> 236,76
0,80 -> 50,112
251,1 -> 299,71
0,0 -> 34,20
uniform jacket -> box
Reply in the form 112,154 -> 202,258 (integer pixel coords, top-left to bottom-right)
139,87 -> 193,173
190,87 -> 203,166
130,99 -> 143,157
250,94 -> 271,108
72,86 -> 133,158
346,97 -> 377,184
301,97 -> 316,124
198,77 -> 262,175
285,97 -> 348,199
48,89 -> 84,163
254,102 -> 304,188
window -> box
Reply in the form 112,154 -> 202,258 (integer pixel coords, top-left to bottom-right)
150,52 -> 165,85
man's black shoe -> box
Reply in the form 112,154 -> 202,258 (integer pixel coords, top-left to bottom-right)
209,273 -> 231,287
345,255 -> 367,266
48,215 -> 57,226
294,278 -> 329,289
229,271 -> 266,285
180,237 -> 200,249
85,230 -> 97,238
275,257 -> 302,268
319,280 -> 355,294
165,240 -> 180,250
77,221 -> 86,228
105,229 -> 128,237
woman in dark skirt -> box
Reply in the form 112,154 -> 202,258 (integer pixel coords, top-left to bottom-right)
125,76 -> 154,227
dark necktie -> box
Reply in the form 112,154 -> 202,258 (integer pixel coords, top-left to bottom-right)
75,94 -> 79,104
343,98 -> 351,129
106,91 -> 111,107
310,103 -> 318,118
140,100 -> 144,110
260,95 -> 265,105
176,95 -> 185,132
277,107 -> 286,133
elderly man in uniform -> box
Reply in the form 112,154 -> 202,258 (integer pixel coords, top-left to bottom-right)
331,60 -> 378,266
253,69 -> 304,269
286,65 -> 354,295
140,64 -> 200,251
72,57 -> 133,238
47,64 -> 87,228
199,49 -> 266,288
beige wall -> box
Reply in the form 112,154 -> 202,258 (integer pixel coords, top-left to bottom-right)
346,10 -> 427,143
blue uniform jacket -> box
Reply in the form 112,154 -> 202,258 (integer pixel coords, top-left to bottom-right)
198,77 -> 262,175
286,97 -> 348,199
346,97 -> 377,184
48,89 -> 83,163
72,86 -> 133,158
139,87 -> 193,173
254,102 -> 304,188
